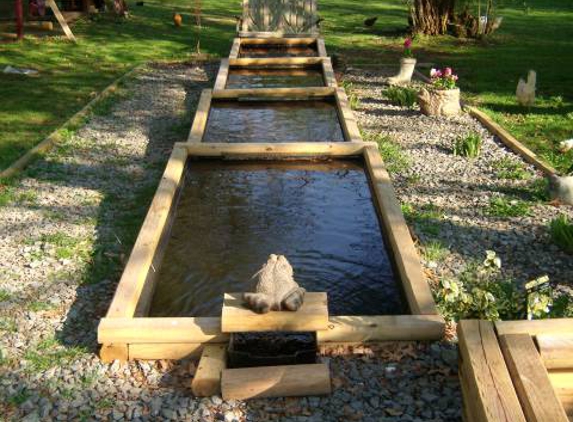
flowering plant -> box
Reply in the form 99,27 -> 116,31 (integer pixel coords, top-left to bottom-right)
430,67 -> 458,89
403,37 -> 414,58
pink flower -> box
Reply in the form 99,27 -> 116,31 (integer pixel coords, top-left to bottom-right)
444,67 -> 453,77
452,75 -> 459,81
430,68 -> 439,78
404,38 -> 412,48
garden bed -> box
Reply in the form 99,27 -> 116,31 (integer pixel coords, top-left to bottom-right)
229,37 -> 327,59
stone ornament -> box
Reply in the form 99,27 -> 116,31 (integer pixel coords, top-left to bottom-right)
548,174 -> 573,206
243,254 -> 306,314
418,87 -> 461,117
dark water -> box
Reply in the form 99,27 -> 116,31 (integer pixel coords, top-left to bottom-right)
239,45 -> 318,58
148,160 -> 406,317
203,100 -> 345,143
227,68 -> 325,89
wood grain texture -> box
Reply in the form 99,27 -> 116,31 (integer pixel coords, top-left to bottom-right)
228,57 -> 323,66
46,0 -> 76,42
181,141 -> 369,157
335,88 -> 362,142
214,59 -> 229,90
363,146 -> 437,315
458,320 -> 527,422
211,86 -> 335,99
221,363 -> 331,400
187,89 -> 212,143
105,146 -> 187,318
222,292 -> 328,333
317,315 -> 444,342
99,343 -> 128,363
238,37 -> 318,45
229,38 -> 241,59
98,317 -> 228,344
537,335 -> 573,370
496,319 -> 573,337
128,343 -> 204,361
192,345 -> 227,397
500,333 -> 569,422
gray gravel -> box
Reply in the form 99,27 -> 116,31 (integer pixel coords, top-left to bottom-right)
4,62 -> 567,422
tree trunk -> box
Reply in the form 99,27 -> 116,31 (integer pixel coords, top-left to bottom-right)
410,0 -> 455,35
15,0 -> 24,40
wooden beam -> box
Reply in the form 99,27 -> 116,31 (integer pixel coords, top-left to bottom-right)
316,38 -> 327,57
192,345 -> 227,397
187,89 -> 212,143
98,317 -> 228,344
221,292 -> 328,333
46,0 -> 77,42
496,319 -> 573,337
317,315 -> 444,342
238,33 -> 318,40
335,87 -> 362,142
500,333 -> 569,422
363,146 -> 437,315
322,58 -> 338,88
128,343 -> 204,361
105,145 -> 187,318
457,320 -> 527,422
99,343 -> 128,363
211,86 -> 335,99
230,38 -> 241,59
181,141 -> 369,157
537,335 -> 573,370
228,57 -> 323,66
214,59 -> 229,90
15,0 -> 23,40
221,363 -> 331,400
466,106 -> 556,176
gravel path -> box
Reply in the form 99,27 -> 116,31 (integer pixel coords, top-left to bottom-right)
2,62 -> 569,422
345,68 -> 573,294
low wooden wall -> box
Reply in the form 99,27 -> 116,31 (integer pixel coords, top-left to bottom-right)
229,37 -> 327,59
186,87 -> 362,144
214,57 -> 337,90
98,142 -> 444,361
459,319 -> 573,422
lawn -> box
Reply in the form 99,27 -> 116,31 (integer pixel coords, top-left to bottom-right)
0,0 -> 572,172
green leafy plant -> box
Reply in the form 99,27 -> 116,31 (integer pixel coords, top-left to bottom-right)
423,240 -> 449,262
549,215 -> 573,254
453,132 -> 483,158
486,196 -> 532,217
384,86 -> 418,108
370,134 -> 410,174
403,37 -> 414,58
493,158 -> 532,180
430,67 -> 458,89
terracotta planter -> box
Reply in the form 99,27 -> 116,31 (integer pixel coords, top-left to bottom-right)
388,57 -> 417,85
418,87 -> 461,117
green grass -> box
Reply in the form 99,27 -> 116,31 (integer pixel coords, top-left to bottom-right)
23,337 -> 87,372
453,132 -> 483,158
1,0 -> 572,173
369,133 -> 410,174
423,240 -> 450,262
485,196 -> 532,217
384,86 -> 418,108
550,214 -> 573,254
493,157 -> 532,180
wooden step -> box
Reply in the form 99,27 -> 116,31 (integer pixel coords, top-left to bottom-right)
221,363 -> 331,400
191,345 -> 227,397
221,292 -> 328,333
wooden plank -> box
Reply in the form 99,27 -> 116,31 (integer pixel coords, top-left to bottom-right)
317,315 -> 444,342
221,363 -> 331,400
221,292 -> 328,333
98,317 -> 229,344
211,86 -> 335,99
467,106 -> 556,176
316,38 -> 327,57
537,335 -> 573,370
239,31 -> 316,38
192,345 -> 227,397
457,320 -> 527,422
496,319 -> 573,337
335,87 -> 362,142
230,38 -> 241,59
105,146 -> 187,318
181,141 -> 369,157
187,89 -> 212,143
99,343 -> 128,363
322,58 -> 338,88
214,59 -> 230,90
549,370 -> 573,416
363,146 -> 437,315
500,333 -> 569,422
238,37 -> 318,45
228,57 -> 323,66
46,0 -> 76,42
128,343 -> 204,360
459,366 -> 477,422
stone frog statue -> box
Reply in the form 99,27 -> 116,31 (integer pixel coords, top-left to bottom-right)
243,254 -> 306,314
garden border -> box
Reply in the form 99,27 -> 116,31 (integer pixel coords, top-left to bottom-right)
97,142 -> 444,362
214,57 -> 337,90
186,87 -> 361,144
228,37 -> 327,59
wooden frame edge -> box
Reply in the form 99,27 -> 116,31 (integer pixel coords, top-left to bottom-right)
229,38 -> 241,59
495,319 -> 573,337
335,87 -> 362,142
187,89 -> 212,143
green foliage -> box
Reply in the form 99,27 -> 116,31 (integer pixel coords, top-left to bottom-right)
492,158 -> 532,180
0,289 -> 12,302
383,86 -> 418,108
486,196 -> 532,217
23,337 -> 87,372
401,203 -> 443,236
369,134 -> 411,174
341,81 -> 361,110
423,240 -> 450,262
453,132 -> 482,158
550,214 -> 573,254
435,250 -> 569,322
41,232 -> 91,261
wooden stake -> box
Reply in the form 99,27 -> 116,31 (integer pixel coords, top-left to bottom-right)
192,345 -> 227,397
15,0 -> 24,40
46,0 -> 77,42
